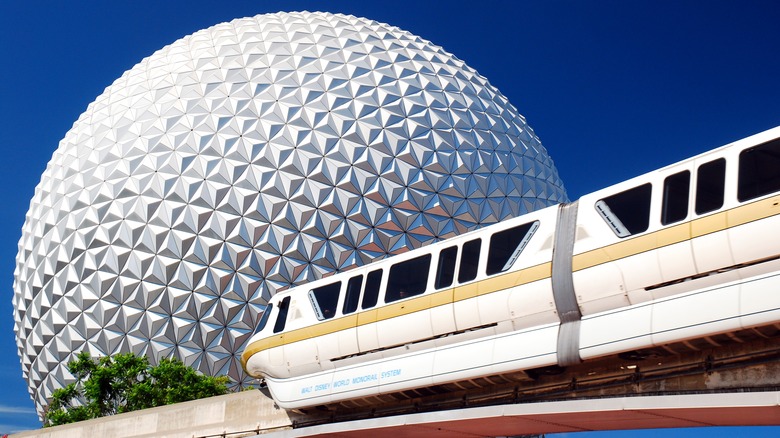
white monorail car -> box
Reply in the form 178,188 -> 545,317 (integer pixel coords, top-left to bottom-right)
241,126 -> 780,409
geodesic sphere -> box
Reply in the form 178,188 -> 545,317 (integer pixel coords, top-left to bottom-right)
13,11 -> 567,415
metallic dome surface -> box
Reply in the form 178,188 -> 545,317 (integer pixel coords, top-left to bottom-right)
13,11 -> 567,414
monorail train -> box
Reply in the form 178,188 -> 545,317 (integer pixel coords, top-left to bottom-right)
241,126 -> 780,409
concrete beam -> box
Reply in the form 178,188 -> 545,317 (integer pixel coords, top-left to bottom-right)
273,391 -> 780,437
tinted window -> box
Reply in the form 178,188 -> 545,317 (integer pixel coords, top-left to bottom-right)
273,296 -> 291,333
458,239 -> 481,283
342,275 -> 363,315
662,171 -> 690,225
435,246 -> 457,289
386,254 -> 431,303
486,221 -> 539,275
695,158 -> 726,215
595,183 -> 652,237
361,269 -> 382,310
738,138 -> 780,202
309,282 -> 341,320
254,303 -> 273,334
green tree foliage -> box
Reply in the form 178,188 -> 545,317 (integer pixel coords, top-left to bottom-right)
45,352 -> 230,427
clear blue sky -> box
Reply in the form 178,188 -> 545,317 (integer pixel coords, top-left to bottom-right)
1,0 -> 779,434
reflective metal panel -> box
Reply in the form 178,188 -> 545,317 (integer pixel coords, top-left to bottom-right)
13,11 -> 567,416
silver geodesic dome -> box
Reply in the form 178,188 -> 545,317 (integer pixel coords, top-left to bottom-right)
13,11 -> 567,416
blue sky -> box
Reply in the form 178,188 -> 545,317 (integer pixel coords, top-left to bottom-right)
1,0 -> 779,434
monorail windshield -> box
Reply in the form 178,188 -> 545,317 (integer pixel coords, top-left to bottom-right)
253,303 -> 273,335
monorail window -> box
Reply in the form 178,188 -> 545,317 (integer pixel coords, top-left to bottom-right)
253,303 -> 273,334
361,269 -> 382,310
458,239 -> 481,283
385,254 -> 431,303
738,138 -> 780,202
273,296 -> 291,333
342,275 -> 363,315
435,246 -> 458,289
309,282 -> 341,320
486,221 -> 539,275
695,158 -> 726,215
661,171 -> 690,225
595,183 -> 652,237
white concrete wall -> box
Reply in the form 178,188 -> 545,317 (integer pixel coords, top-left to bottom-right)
11,390 -> 296,438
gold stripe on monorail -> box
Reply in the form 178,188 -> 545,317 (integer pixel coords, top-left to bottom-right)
242,195 -> 780,365
572,195 -> 780,272
241,261 -> 552,363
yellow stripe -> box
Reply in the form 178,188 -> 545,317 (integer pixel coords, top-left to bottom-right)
431,288 -> 453,307
728,194 -> 780,227
517,262 -> 553,285
242,334 -> 284,366
243,261 -> 551,362
656,222 -> 690,247
691,210 -> 727,238
377,294 -> 432,321
476,262 -> 551,296
453,283 -> 477,302
357,308 -> 377,326
242,197 -> 780,367
573,197 -> 779,271
479,274 -> 511,296
241,315 -> 357,364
